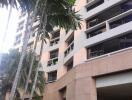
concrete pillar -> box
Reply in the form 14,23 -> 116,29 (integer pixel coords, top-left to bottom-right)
75,77 -> 97,100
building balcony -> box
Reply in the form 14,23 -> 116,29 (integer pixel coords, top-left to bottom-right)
86,1 -> 132,29
47,57 -> 58,67
87,32 -> 132,59
82,0 -> 129,20
109,14 -> 132,29
87,24 -> 106,38
86,0 -> 104,12
50,37 -> 60,46
85,9 -> 132,39
64,41 -> 74,57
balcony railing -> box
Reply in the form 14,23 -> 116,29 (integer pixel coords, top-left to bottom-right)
50,37 -> 60,46
47,57 -> 58,66
64,41 -> 74,57
109,14 -> 132,29
90,50 -> 104,58
86,2 -> 132,29
88,31 -> 132,59
87,25 -> 106,38
85,9 -> 132,38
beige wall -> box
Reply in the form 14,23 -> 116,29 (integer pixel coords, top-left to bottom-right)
43,47 -> 132,100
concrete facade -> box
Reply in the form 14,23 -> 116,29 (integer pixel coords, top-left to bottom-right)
42,0 -> 132,100
43,46 -> 132,100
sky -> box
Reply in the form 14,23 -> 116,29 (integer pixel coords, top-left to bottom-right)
0,7 -> 19,53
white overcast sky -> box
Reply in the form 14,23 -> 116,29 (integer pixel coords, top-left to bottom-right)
0,7 -> 19,53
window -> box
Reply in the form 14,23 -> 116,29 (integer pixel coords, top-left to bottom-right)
110,14 -> 132,29
48,71 -> 57,82
59,87 -> 67,100
64,34 -> 74,57
86,25 -> 106,38
50,49 -> 58,59
50,30 -> 60,46
47,49 -> 59,66
65,57 -> 73,71
51,30 -> 60,39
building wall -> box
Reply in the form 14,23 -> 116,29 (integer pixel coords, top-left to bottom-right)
43,46 -> 132,100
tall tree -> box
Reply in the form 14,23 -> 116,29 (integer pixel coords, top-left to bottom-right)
1,50 -> 45,100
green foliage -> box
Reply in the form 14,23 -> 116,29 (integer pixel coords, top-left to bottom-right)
0,0 -> 81,39
36,0 -> 82,35
1,50 -> 45,100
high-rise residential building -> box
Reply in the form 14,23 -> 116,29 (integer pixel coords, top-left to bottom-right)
14,11 -> 28,51
14,0 -> 132,100
14,11 -> 37,52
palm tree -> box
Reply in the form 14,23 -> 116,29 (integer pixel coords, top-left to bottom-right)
1,50 -> 45,100
0,0 -> 81,99
19,51 -> 45,100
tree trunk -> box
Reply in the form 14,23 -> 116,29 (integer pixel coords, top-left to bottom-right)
9,0 -> 41,99
29,39 -> 44,100
23,2 -> 46,97
22,35 -> 39,99
29,0 -> 48,99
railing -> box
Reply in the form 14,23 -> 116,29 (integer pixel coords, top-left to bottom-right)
47,57 -> 58,66
64,41 -> 74,57
108,11 -> 132,29
87,46 -> 132,62
85,9 -> 132,37
86,8 -> 132,29
50,37 -> 60,46
87,25 -> 106,38
90,50 -> 104,58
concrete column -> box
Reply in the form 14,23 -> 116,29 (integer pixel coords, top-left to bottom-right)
74,48 -> 87,66
75,77 -> 97,100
